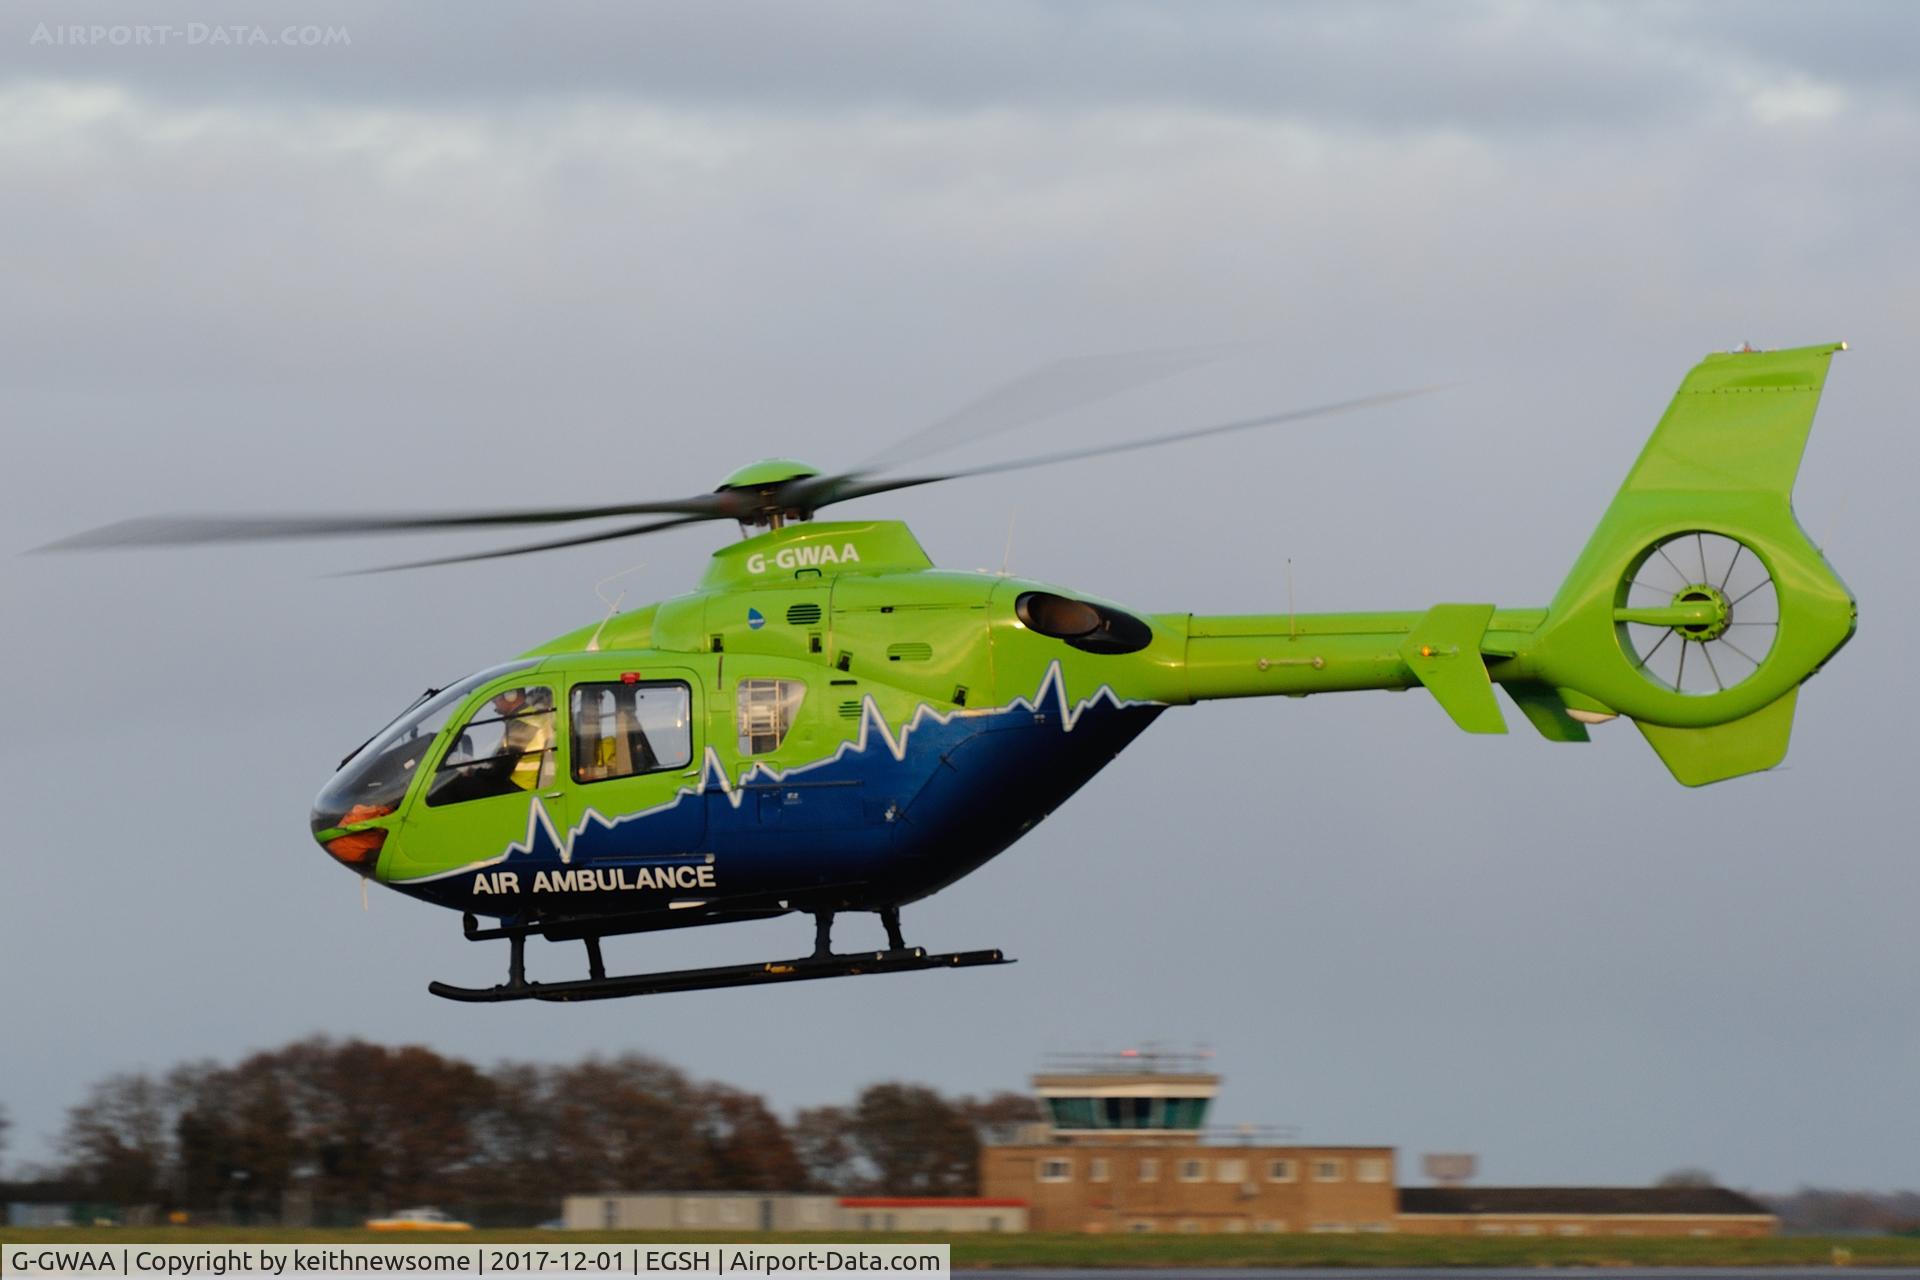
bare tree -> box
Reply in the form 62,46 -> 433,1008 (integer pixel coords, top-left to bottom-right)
1657,1166 -> 1719,1188
694,1084 -> 803,1191
61,1072 -> 174,1207
846,1083 -> 978,1195
954,1090 -> 1042,1146
791,1106 -> 862,1193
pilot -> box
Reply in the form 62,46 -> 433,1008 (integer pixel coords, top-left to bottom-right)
491,687 -> 554,791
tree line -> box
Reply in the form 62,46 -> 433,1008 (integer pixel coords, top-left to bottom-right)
31,1038 -> 1038,1226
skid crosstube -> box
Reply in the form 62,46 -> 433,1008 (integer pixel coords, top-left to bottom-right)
428,947 -> 1012,1003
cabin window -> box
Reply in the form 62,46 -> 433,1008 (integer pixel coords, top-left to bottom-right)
737,679 -> 806,755
313,660 -> 539,834
571,681 -> 693,782
427,686 -> 556,806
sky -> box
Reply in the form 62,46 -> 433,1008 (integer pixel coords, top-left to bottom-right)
3,0 -> 1917,1194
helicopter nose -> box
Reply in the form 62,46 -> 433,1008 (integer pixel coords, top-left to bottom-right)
311,802 -> 394,878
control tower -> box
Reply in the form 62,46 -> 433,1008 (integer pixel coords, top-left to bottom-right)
1031,1048 -> 1220,1143
981,1048 -> 1397,1233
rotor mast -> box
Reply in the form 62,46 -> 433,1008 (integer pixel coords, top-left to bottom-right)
715,458 -> 825,531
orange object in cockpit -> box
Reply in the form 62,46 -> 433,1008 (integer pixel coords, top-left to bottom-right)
326,804 -> 394,865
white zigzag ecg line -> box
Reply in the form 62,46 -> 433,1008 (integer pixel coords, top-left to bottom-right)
396,661 -> 1154,884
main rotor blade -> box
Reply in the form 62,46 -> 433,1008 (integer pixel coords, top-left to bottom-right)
855,344 -> 1240,473
807,385 -> 1448,509
339,515 -> 717,575
37,495 -> 737,551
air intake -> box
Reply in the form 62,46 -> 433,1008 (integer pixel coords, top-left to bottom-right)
786,603 -> 823,626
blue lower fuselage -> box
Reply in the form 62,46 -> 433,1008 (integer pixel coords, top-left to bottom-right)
388,693 -> 1163,929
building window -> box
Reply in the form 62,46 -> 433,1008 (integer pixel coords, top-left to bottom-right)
1179,1160 -> 1207,1183
1267,1159 -> 1295,1183
1223,1219 -> 1246,1234
1104,1096 -> 1160,1128
1177,1220 -> 1200,1234
1556,1225 -> 1586,1236
1255,1220 -> 1286,1234
1038,1158 -> 1072,1183
1214,1159 -> 1246,1183
1127,1221 -> 1155,1234
1476,1223 -> 1507,1235
1355,1158 -> 1387,1183
1515,1225 -> 1541,1236
1308,1223 -> 1352,1234
1313,1159 -> 1344,1183
1359,1223 -> 1392,1234
1090,1158 -> 1110,1183
1138,1158 -> 1160,1183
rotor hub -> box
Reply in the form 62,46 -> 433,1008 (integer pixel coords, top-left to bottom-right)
715,458 -> 823,529
1672,583 -> 1732,641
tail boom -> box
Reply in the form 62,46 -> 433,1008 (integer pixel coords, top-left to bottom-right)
1159,343 -> 1856,787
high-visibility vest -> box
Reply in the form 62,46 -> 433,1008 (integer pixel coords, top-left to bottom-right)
504,716 -> 552,790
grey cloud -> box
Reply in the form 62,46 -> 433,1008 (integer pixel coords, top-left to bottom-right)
5,0 -> 1900,133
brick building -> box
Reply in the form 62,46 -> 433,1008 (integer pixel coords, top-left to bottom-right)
979,1054 -> 1775,1237
979,1057 -> 1397,1233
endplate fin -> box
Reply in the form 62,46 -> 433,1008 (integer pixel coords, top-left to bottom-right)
1401,604 -> 1507,735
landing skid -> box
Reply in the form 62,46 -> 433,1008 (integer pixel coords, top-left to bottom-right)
429,946 -> 1012,1003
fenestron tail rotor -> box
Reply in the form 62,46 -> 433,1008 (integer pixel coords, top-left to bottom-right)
1616,531 -> 1780,695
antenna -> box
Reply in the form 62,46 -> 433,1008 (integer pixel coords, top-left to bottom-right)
587,563 -> 649,652
1000,511 -> 1018,576
1286,558 -> 1296,639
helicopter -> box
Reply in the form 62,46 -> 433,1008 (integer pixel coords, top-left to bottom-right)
45,342 -> 1857,1004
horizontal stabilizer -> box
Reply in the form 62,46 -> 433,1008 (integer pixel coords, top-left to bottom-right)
1401,604 -> 1506,734
1635,688 -> 1798,787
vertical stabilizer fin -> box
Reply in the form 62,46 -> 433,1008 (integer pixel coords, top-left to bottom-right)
1635,688 -> 1798,787
1504,682 -> 1592,743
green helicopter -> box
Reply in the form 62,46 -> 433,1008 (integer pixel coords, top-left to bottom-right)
45,342 -> 1856,1003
